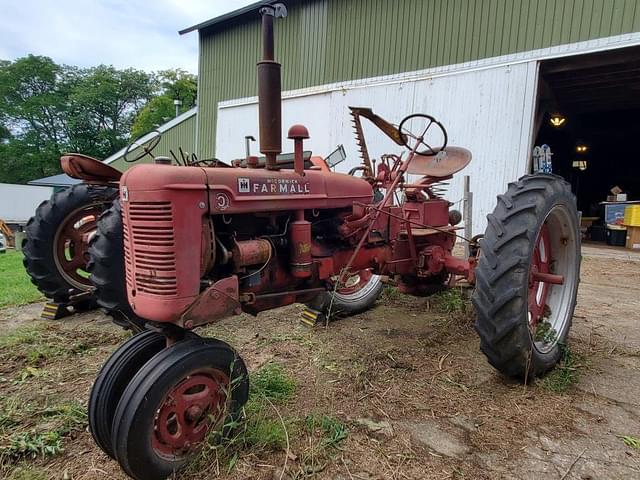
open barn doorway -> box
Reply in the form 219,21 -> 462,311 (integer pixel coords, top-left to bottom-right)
532,45 -> 640,249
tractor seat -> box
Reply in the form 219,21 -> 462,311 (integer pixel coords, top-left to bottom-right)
406,146 -> 472,177
61,153 -> 122,182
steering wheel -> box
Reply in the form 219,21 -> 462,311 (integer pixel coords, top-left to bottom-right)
123,130 -> 162,163
398,114 -> 448,156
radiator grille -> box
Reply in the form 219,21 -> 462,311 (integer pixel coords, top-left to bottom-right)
126,201 -> 178,297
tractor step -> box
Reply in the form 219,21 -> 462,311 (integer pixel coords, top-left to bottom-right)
41,302 -> 72,320
300,307 -> 325,327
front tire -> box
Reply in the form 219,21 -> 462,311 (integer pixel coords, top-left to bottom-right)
88,330 -> 166,458
111,338 -> 249,480
472,174 -> 580,380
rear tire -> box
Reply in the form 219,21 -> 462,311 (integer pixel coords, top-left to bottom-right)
88,199 -> 144,331
307,270 -> 383,318
472,174 -> 580,380
23,183 -> 117,304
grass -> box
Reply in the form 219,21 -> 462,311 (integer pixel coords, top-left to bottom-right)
620,435 -> 640,449
190,362 -> 297,476
430,288 -> 468,314
0,323 -> 123,370
0,399 -> 87,465
0,251 -> 43,308
6,465 -> 48,480
540,344 -> 582,393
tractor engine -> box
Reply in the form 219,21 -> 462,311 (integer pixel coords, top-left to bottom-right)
119,162 -> 377,327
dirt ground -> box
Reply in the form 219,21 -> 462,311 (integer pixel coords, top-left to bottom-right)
1,244 -> 639,480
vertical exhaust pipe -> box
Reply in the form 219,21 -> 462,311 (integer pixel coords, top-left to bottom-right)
258,3 -> 287,170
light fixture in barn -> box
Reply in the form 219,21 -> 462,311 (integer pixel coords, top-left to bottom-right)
549,113 -> 566,128
575,144 -> 588,153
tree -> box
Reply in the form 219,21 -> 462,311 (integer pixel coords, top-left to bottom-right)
69,66 -> 155,157
130,69 -> 197,139
0,56 -> 155,183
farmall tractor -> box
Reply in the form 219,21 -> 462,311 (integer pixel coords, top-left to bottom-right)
36,4 -> 582,479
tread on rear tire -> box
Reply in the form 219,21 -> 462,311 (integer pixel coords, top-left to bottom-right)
472,174 -> 581,380
88,199 -> 144,331
23,183 -> 117,304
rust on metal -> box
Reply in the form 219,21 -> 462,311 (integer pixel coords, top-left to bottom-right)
258,5 -> 283,170
181,276 -> 241,328
61,153 -> 122,182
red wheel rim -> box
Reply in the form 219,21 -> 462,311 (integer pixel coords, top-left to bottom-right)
528,224 -> 551,329
528,224 -> 565,332
152,369 -> 229,459
53,204 -> 104,290
336,269 -> 373,295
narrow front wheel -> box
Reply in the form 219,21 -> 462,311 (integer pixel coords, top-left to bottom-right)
111,338 -> 249,480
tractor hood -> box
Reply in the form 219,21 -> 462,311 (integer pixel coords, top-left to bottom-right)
120,164 -> 374,215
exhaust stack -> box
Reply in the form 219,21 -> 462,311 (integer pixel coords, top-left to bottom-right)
258,3 -> 287,170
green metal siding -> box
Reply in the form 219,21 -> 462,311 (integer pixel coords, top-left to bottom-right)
111,114 -> 197,170
197,0 -> 640,157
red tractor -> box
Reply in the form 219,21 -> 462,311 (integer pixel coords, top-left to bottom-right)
84,4 -> 580,479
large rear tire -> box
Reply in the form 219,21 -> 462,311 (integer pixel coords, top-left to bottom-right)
87,199 -> 144,331
23,183 -> 117,304
472,174 -> 580,380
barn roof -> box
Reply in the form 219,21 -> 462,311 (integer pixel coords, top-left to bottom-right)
179,1 -> 294,35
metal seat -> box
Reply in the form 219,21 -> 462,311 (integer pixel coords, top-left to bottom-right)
406,146 -> 472,177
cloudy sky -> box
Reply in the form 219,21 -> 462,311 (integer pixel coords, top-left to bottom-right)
0,0 -> 256,72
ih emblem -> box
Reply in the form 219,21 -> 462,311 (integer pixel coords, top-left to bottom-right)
238,177 -> 250,193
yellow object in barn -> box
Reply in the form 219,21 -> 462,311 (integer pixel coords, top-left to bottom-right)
624,205 -> 640,227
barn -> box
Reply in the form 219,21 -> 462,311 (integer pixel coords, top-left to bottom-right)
177,0 -> 640,236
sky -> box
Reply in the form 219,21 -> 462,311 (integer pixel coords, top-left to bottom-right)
0,0 -> 256,73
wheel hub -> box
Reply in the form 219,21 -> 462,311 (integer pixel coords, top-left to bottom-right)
152,370 -> 229,458
54,205 -> 105,290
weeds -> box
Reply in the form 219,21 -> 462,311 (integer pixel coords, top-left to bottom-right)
0,400 -> 86,464
190,362 -> 297,476
430,289 -> 468,314
297,414 -> 348,476
305,414 -> 348,448
540,344 -> 581,393
250,362 -> 296,402
620,435 -> 640,449
6,465 -> 48,480
0,323 -> 120,369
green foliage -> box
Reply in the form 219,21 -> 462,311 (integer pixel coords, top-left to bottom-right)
431,288 -> 468,313
250,362 -> 297,402
0,399 -> 86,464
130,69 -> 197,139
130,96 -> 175,139
621,435 -> 640,449
305,414 -> 348,448
4,431 -> 63,459
190,362 -> 296,475
0,56 -> 193,184
540,344 -> 581,393
0,251 -> 43,308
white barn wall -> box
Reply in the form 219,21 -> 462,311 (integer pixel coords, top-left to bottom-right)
216,60 -> 538,235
